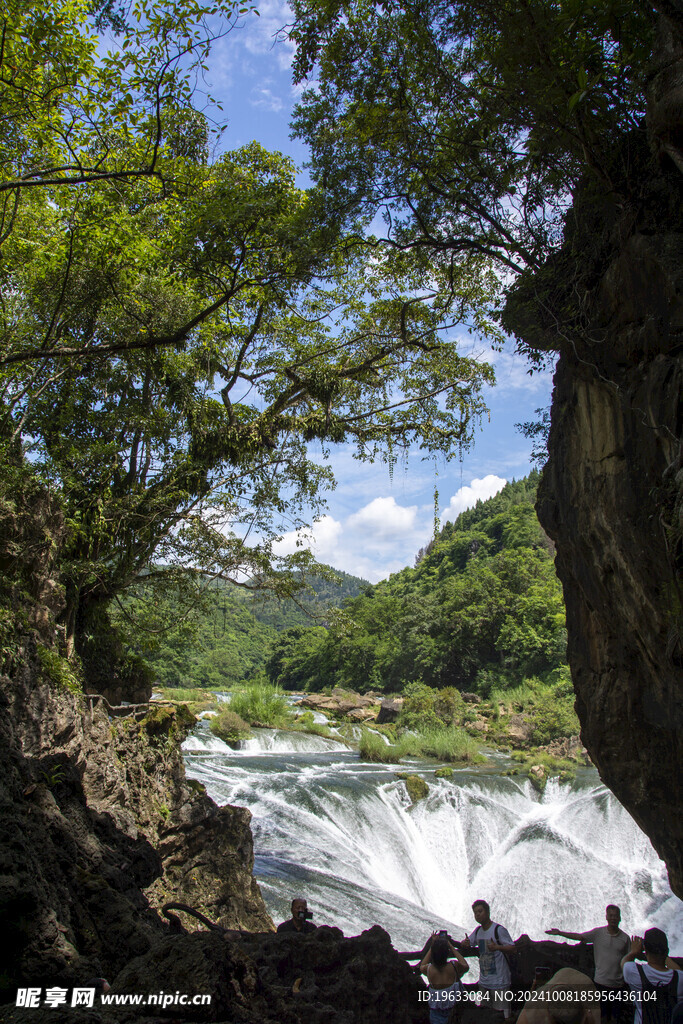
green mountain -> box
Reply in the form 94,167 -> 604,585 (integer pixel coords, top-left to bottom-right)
266,472 -> 568,694
119,567 -> 368,689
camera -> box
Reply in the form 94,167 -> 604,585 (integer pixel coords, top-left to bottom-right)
297,909 -> 314,921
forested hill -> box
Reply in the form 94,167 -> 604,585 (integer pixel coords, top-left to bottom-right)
266,472 -> 568,694
120,568 -> 368,689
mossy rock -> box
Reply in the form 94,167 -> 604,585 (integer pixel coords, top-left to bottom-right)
434,766 -> 454,779
143,703 -> 195,736
527,765 -> 548,792
396,772 -> 429,803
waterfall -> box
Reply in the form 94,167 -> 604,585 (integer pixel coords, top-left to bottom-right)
182,722 -> 683,954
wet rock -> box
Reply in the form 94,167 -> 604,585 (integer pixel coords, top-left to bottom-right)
1,650 -> 271,997
396,773 -> 429,803
505,124 -> 683,892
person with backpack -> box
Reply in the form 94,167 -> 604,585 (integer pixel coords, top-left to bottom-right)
621,928 -> 683,1024
461,899 -> 516,1019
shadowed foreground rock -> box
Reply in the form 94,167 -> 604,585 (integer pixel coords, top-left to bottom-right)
0,652 -> 272,996
4,927 -> 429,1024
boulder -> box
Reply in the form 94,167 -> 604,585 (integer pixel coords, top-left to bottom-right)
300,692 -> 378,717
376,699 -> 403,724
542,735 -> 591,763
506,713 -> 534,747
347,708 -> 377,722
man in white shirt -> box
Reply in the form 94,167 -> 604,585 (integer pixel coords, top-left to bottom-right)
546,904 -> 630,1022
621,928 -> 683,1024
462,899 -> 516,1019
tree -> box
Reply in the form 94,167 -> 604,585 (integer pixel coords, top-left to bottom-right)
0,0 -> 234,198
289,0 -> 655,354
0,3 -> 500,689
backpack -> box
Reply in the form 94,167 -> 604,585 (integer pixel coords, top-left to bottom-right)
474,924 -> 523,991
636,965 -> 680,1024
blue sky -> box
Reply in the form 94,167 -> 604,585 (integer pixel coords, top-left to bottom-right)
202,1 -> 554,582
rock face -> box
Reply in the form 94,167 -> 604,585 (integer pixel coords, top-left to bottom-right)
503,10 -> 683,895
110,925 -> 428,1023
0,645 -> 272,996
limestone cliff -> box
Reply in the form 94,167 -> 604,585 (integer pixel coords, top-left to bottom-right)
503,7 -> 683,896
0,641 -> 272,996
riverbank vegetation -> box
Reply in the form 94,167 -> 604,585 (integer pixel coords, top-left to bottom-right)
359,725 -> 483,765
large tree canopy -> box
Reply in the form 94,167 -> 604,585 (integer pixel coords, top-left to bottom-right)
0,0 -> 499,686
289,0 -> 657,310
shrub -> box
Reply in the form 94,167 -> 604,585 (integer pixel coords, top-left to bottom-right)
433,687 -> 465,725
398,681 -> 441,731
229,683 -> 293,728
36,644 -> 82,694
210,708 -> 252,743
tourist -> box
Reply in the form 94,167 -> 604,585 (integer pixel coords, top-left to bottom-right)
419,931 -> 469,1024
546,904 -> 630,1021
516,967 -> 600,1024
461,899 -> 515,1018
621,929 -> 683,1024
276,896 -> 317,933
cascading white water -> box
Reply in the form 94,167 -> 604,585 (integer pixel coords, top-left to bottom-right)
182,722 -> 683,954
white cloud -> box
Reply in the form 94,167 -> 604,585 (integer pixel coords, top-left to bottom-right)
347,497 -> 419,542
272,498 -> 432,583
273,514 -> 343,560
250,85 -> 284,112
441,475 -> 507,523
241,0 -> 295,70
271,476 -> 514,582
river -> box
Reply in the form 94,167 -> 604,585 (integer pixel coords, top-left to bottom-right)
182,719 -> 683,956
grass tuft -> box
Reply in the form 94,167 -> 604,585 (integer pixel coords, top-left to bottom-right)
228,683 -> 293,728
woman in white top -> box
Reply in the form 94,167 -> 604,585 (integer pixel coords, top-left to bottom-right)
419,932 -> 469,1024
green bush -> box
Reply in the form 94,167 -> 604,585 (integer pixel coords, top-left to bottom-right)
36,644 -> 82,694
398,681 -> 441,730
228,683 -> 293,728
210,708 -> 252,743
433,687 -> 465,725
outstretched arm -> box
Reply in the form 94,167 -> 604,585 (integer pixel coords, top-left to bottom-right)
546,928 -> 587,942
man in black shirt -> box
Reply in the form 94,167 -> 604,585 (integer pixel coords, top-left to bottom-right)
276,897 -> 317,934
